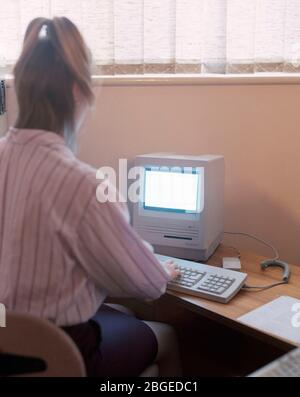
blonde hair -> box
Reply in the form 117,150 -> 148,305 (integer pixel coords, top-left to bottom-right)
14,17 -> 94,145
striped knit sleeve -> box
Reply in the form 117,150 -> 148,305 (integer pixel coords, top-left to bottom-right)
74,195 -> 171,300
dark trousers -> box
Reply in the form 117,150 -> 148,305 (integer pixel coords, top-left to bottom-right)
62,304 -> 158,377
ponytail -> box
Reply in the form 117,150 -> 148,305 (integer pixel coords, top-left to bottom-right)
13,17 -> 94,145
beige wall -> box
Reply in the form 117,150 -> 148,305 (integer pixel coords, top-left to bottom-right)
6,82 -> 300,264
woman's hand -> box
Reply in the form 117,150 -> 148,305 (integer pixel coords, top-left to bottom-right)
163,259 -> 181,280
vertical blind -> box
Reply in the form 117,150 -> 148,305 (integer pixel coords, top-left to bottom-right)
1,0 -> 300,75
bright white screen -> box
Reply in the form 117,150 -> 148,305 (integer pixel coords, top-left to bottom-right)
144,169 -> 200,212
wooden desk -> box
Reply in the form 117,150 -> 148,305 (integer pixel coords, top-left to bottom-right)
109,246 -> 300,375
158,245 -> 300,350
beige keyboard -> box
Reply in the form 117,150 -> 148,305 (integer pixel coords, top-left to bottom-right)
156,254 -> 247,303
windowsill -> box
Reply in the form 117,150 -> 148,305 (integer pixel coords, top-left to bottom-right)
91,73 -> 300,86
4,73 -> 300,87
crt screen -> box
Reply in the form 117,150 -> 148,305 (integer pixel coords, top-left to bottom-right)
143,168 -> 200,213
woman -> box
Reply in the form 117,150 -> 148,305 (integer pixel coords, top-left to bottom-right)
0,17 -> 181,377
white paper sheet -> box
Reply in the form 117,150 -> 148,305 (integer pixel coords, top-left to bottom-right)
238,296 -> 300,345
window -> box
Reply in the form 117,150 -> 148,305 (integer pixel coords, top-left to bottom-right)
1,0 -> 300,76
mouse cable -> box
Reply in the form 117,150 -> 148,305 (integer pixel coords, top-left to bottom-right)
223,231 -> 289,292
221,244 -> 241,259
241,281 -> 288,292
223,231 -> 279,261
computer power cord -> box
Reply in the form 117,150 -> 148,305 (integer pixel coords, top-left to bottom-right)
223,231 -> 291,292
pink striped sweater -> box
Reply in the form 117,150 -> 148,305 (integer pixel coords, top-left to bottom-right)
0,128 -> 170,326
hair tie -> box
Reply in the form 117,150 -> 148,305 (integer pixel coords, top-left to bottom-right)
38,24 -> 49,39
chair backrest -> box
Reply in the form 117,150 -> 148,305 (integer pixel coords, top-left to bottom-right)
0,311 -> 86,377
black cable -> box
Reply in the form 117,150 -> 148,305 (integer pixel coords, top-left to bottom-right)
242,281 -> 288,292
0,80 -> 6,115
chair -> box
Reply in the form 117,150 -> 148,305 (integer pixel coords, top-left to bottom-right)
0,311 -> 158,377
0,311 -> 86,377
